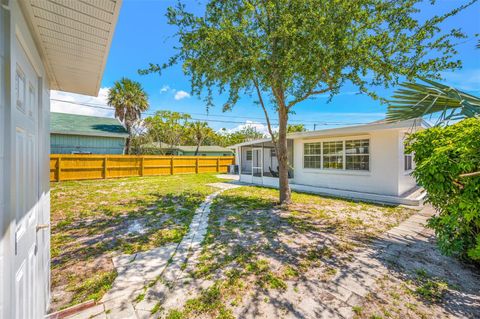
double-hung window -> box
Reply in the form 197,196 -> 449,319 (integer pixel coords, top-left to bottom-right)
323,141 -> 344,169
345,139 -> 369,170
303,142 -> 321,168
246,150 -> 253,161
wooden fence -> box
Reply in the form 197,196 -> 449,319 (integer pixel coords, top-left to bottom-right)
49,154 -> 235,182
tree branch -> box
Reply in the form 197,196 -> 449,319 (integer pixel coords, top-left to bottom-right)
287,69 -> 337,108
253,78 -> 277,149
459,171 -> 480,178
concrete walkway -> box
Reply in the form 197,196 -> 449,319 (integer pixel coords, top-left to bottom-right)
65,182 -> 240,319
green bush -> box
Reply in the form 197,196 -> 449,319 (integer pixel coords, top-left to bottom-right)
406,118 -> 480,263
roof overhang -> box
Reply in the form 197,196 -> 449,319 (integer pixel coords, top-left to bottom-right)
19,0 -> 122,96
229,119 -> 428,147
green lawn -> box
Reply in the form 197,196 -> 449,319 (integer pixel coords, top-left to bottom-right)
50,173 -> 223,311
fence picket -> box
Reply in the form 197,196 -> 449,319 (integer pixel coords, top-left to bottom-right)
49,155 -> 235,182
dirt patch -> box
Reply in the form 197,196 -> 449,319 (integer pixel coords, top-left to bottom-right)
49,174 -> 221,311
162,186 -> 416,318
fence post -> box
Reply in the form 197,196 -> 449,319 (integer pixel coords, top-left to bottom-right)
57,157 -> 62,182
103,156 -> 107,179
140,157 -> 144,177
216,157 -> 220,172
195,157 -> 199,174
170,157 -> 174,175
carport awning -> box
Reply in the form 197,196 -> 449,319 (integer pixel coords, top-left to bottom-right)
19,0 -> 122,96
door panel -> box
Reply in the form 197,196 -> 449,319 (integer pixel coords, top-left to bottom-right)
13,37 -> 42,319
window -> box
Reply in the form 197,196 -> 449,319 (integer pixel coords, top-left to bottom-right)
345,139 -> 369,170
304,142 -> 321,168
16,66 -> 26,112
303,139 -> 370,171
323,141 -> 343,169
270,148 -> 276,157
404,154 -> 413,171
28,83 -> 35,117
246,150 -> 252,160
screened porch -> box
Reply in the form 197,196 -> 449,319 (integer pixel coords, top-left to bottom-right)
239,140 -> 294,180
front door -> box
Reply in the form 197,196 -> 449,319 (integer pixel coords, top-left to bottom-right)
252,147 -> 263,184
13,37 -> 41,319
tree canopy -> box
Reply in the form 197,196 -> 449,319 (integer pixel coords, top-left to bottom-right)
107,78 -> 149,154
142,0 -> 473,203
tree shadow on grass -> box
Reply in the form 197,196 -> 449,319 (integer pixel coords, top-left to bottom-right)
185,191 -> 480,319
368,230 -> 480,318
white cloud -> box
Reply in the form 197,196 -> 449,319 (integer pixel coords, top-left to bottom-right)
160,85 -> 171,93
222,120 -> 277,136
174,90 -> 191,100
50,87 -> 115,118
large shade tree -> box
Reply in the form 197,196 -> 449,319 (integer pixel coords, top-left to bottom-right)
108,78 -> 149,154
142,0 -> 473,203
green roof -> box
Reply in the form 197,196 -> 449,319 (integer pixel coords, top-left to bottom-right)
50,112 -> 128,138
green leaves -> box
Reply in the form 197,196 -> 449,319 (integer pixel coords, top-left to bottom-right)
386,78 -> 480,124
143,0 -> 472,111
407,118 -> 480,263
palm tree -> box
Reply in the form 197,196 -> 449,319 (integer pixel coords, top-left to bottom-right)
386,78 -> 480,125
108,78 -> 149,154
188,121 -> 212,155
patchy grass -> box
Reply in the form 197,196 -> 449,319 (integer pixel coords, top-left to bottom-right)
50,174 -> 222,311
169,186 -> 415,317
357,267 -> 459,319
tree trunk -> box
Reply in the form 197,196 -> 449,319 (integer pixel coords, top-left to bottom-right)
194,143 -> 200,156
125,136 -> 131,155
277,104 -> 291,204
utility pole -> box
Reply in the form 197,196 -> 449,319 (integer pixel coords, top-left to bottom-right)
313,124 -> 317,131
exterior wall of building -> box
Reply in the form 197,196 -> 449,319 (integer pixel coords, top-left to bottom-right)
397,131 -> 417,195
1,2 -> 51,318
51,134 -> 125,154
0,5 -> 7,318
292,130 -> 404,196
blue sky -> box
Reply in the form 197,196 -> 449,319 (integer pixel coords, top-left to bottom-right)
51,0 -> 480,133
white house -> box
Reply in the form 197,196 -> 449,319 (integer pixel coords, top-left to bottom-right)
230,119 -> 427,206
0,1 -> 121,318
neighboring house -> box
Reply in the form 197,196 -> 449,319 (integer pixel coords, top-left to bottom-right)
0,1 -> 120,318
230,119 -> 427,205
50,112 -> 128,154
142,142 -> 234,156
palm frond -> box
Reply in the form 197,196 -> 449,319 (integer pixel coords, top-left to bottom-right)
386,78 -> 480,125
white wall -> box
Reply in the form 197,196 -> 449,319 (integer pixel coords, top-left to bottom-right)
0,4 -> 8,318
1,1 -> 51,318
292,130 -> 406,196
397,131 -> 417,195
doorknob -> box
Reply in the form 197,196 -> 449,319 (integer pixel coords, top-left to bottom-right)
36,224 -> 50,231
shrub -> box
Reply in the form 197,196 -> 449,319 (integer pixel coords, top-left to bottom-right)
406,118 -> 480,263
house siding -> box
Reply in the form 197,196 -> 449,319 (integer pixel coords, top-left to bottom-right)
51,134 -> 125,154
292,130 -> 402,196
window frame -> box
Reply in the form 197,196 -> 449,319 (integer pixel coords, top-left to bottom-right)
303,142 -> 322,169
246,150 -> 253,161
345,139 -> 370,171
404,154 -> 413,172
302,137 -> 370,172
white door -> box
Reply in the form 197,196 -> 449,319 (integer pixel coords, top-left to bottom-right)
252,148 -> 263,184
13,38 -> 41,319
